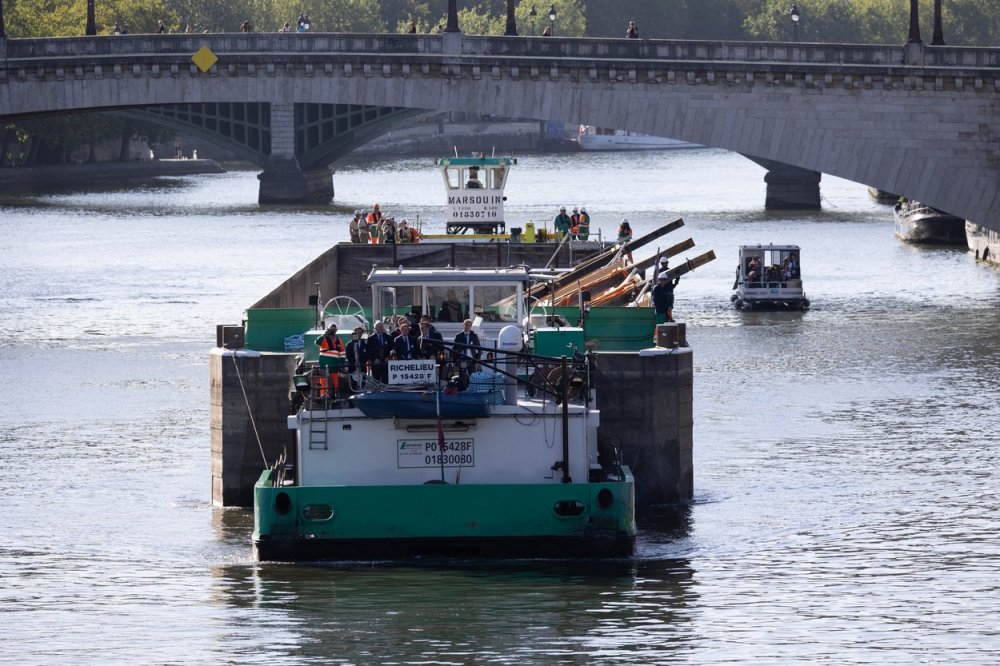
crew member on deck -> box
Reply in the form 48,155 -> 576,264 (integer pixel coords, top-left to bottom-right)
316,323 -> 346,396
578,206 -> 591,241
553,206 -> 572,240
651,267 -> 680,323
466,167 -> 483,188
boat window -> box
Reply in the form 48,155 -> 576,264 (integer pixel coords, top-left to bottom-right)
473,285 -> 518,322
464,167 -> 484,190
374,286 -> 417,322
489,167 -> 507,190
443,167 -> 461,190
426,286 -> 470,322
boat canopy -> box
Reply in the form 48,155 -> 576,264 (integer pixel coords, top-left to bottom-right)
737,244 -> 802,283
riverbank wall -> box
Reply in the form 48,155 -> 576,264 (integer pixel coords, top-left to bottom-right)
0,158 -> 224,189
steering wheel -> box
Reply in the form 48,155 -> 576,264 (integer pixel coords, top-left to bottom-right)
322,296 -> 368,331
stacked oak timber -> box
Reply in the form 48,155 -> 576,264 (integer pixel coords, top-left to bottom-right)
531,218 -> 716,308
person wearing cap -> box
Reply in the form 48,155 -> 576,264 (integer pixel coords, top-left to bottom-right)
315,323 -> 346,397
397,218 -> 411,244
381,216 -> 397,245
577,206 -> 591,241
553,206 -> 572,241
357,211 -> 371,243
651,263 -> 680,323
617,219 -> 634,262
367,204 -> 383,244
569,207 -> 582,240
348,210 -> 363,243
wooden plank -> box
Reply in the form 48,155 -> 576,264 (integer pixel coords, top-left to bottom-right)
531,218 -> 685,298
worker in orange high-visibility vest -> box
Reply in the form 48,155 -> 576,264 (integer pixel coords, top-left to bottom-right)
316,323 -> 346,397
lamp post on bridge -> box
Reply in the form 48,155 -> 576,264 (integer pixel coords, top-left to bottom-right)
504,0 -> 517,36
907,0 -> 922,44
446,0 -> 460,33
547,6 -> 556,36
86,0 -> 96,36
529,5 -> 537,36
931,0 -> 945,45
789,4 -> 799,43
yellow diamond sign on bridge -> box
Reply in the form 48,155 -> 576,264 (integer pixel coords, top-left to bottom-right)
191,46 -> 218,73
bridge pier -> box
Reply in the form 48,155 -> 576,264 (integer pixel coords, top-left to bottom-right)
764,163 -> 821,210
258,102 -> 333,205
258,157 -> 333,205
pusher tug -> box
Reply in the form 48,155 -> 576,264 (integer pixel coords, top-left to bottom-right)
253,267 -> 636,561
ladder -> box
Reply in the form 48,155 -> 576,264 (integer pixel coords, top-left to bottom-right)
307,368 -> 330,450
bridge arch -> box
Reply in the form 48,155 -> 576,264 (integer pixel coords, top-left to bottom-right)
2,33 -> 998,228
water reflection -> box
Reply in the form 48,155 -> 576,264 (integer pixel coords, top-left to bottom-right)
210,555 -> 696,663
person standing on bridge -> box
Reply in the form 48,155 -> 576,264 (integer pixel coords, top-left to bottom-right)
157,20 -> 167,34
625,21 -> 639,39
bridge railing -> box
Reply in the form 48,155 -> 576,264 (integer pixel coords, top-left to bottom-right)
5,33 -> 1000,70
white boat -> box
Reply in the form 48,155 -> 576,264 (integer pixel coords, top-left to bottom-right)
731,244 -> 809,311
893,200 -> 965,245
966,221 -> 1000,268
577,126 -> 702,151
253,266 -> 637,561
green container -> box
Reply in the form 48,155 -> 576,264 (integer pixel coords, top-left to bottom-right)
533,327 -> 585,357
583,306 -> 657,352
244,307 -> 317,352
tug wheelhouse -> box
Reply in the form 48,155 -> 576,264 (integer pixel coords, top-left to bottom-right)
436,156 -> 515,235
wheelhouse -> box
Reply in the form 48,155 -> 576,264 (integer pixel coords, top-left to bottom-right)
368,267 -> 530,345
436,156 -> 515,234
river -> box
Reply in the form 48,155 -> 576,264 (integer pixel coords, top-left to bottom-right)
2,150 -> 999,663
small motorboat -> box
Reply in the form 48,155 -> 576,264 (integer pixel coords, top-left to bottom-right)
731,244 -> 809,311
893,199 -> 965,245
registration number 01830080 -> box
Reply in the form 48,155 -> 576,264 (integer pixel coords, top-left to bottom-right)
397,439 -> 475,469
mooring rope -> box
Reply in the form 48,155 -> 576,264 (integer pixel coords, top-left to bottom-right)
227,350 -> 269,468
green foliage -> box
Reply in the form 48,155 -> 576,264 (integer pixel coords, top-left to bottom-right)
440,0 -> 585,37
739,0 -> 999,46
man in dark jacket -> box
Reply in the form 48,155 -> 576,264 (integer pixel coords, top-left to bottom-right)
392,321 -> 417,360
452,319 -> 482,364
651,270 -> 680,323
367,321 -> 392,383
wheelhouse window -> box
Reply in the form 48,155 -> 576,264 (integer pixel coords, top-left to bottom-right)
474,285 -> 518,322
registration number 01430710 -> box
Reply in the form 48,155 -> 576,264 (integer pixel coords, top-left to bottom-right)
397,439 -> 475,469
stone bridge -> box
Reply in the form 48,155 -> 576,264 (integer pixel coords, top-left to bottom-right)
1,33 -> 998,228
